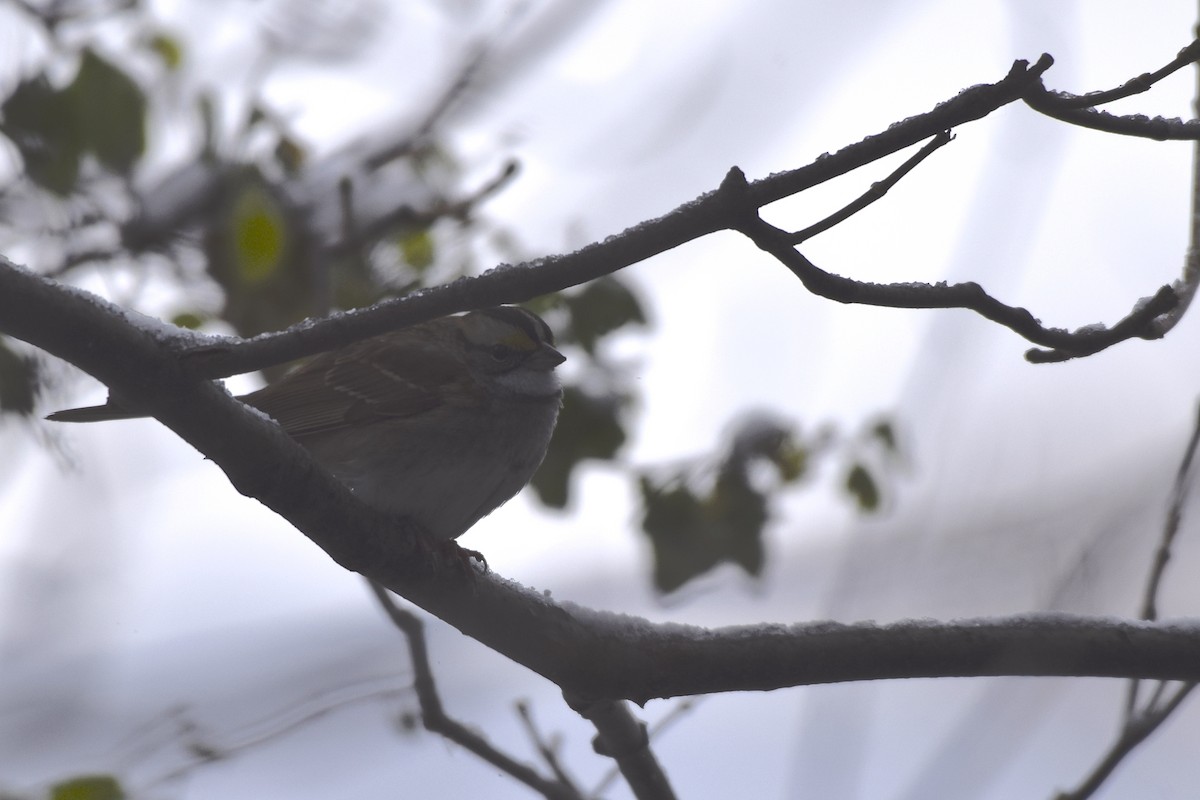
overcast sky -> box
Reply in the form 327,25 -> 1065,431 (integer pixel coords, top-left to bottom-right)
4,1 -> 1200,798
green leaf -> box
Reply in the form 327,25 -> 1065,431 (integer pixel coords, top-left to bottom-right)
170,311 -> 207,329
771,435 -> 809,483
50,775 -> 125,800
1,76 -> 82,194
640,478 -> 715,593
228,181 -> 288,282
145,32 -> 184,70
639,468 -> 769,593
707,470 -> 767,577
67,48 -> 147,174
0,338 -> 38,415
398,228 -> 435,271
274,135 -> 306,176
530,385 -> 627,508
564,276 -> 647,353
845,463 -> 880,513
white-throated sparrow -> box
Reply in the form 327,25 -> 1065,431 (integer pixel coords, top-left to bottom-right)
49,306 -> 565,541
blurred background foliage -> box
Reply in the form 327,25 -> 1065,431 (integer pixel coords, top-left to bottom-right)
0,0 -> 907,795
0,0 -> 900,596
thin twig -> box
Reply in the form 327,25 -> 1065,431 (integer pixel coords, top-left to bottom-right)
1149,32 -> 1200,340
1058,33 -> 1200,799
367,580 -> 582,800
789,131 -> 954,244
1141,399 -> 1200,621
516,701 -> 588,797
325,159 -> 519,258
134,677 -> 408,791
1054,682 -> 1196,800
1042,38 -> 1200,109
364,45 -> 491,171
1076,378 -> 1200,791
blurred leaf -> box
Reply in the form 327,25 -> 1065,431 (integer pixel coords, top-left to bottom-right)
68,48 -> 146,174
845,463 -> 880,513
228,181 -> 288,283
771,435 -> 809,483
50,775 -> 125,800
871,419 -> 898,453
0,75 -> 82,194
521,292 -> 568,322
707,470 -> 767,577
398,228 -> 435,271
0,338 -> 38,416
274,135 -> 306,175
530,385 -> 626,508
145,32 -> 184,70
170,311 -> 207,329
247,103 -> 268,129
640,478 -> 714,593
563,276 -> 647,353
198,91 -> 217,158
640,468 -> 769,593
203,170 -> 316,343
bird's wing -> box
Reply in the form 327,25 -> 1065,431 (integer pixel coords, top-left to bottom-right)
241,332 -> 475,437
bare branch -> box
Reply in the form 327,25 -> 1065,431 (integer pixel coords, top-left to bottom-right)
154,53 -> 1187,383
367,581 -> 583,800
1022,99 -> 1200,141
745,56 -> 1055,208
7,258 -> 1200,704
723,168 -> 1178,363
1148,36 -> 1200,340
516,702 -> 588,797
1054,682 -> 1197,800
363,45 -> 492,171
172,58 -> 1069,381
789,131 -> 954,244
1043,38 -> 1200,109
1024,38 -> 1200,140
592,700 -> 698,798
564,692 -> 677,800
1071,394 -> 1200,796
1141,399 -> 1200,622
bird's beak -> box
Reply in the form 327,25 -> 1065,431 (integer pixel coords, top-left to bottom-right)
528,343 -> 566,370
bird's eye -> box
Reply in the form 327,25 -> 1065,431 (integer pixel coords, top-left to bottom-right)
489,344 -> 514,361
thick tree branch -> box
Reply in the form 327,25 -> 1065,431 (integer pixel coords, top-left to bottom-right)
7,47 -> 1200,710
5,261 -> 1200,707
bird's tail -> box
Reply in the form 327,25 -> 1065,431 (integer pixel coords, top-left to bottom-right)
46,403 -> 143,423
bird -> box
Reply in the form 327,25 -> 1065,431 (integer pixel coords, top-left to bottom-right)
49,306 -> 565,542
